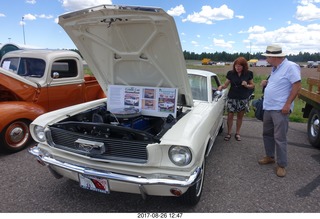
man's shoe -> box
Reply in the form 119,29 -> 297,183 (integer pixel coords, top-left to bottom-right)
258,156 -> 275,165
276,166 -> 286,177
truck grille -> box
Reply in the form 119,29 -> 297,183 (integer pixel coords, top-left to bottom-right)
47,127 -> 148,163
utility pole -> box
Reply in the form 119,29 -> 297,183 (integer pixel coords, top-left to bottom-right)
22,17 -> 26,45
249,41 -> 252,60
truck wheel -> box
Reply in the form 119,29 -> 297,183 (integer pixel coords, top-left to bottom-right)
307,108 -> 320,148
179,159 -> 205,205
0,120 -> 31,152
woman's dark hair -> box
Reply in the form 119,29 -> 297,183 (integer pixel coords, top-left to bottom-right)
233,57 -> 248,73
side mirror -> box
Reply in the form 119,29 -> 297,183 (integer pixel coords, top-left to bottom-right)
52,72 -> 60,79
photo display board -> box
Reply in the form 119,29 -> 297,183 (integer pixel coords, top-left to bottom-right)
107,85 -> 178,118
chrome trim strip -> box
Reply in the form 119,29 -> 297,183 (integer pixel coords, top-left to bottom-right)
29,146 -> 202,187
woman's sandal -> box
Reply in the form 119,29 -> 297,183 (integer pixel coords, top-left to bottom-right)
235,134 -> 241,141
224,134 -> 231,141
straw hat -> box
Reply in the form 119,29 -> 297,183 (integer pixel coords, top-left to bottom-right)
261,44 -> 286,57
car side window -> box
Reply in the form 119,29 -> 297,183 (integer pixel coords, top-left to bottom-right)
1,57 -> 19,73
1,57 -> 45,78
21,58 -> 46,77
51,59 -> 78,79
188,74 -> 208,101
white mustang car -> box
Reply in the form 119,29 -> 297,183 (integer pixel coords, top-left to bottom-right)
29,5 -> 227,205
159,101 -> 175,109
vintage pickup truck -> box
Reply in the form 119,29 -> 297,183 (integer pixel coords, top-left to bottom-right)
298,65 -> 320,148
0,49 -> 105,152
28,5 -> 227,205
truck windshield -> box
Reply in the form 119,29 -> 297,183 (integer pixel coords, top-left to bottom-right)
1,57 -> 45,78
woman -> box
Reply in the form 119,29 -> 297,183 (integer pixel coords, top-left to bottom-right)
218,57 -> 255,141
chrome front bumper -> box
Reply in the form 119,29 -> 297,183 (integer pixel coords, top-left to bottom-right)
29,146 -> 202,188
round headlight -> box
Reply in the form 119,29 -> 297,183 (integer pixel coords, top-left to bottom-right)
34,125 -> 46,142
169,146 -> 192,166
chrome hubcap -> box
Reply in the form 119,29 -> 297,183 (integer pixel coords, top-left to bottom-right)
311,116 -> 320,138
10,127 -> 25,143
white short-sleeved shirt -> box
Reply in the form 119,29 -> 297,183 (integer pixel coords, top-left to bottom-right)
263,58 -> 301,111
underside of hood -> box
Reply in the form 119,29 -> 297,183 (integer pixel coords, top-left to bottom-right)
58,5 -> 193,106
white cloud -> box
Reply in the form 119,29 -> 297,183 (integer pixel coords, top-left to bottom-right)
0,13 -> 5,17
296,3 -> 320,21
22,13 -> 54,21
167,5 -> 185,16
213,38 -> 234,49
248,23 -> 320,54
235,15 -> 244,19
26,0 -> 36,4
203,46 -> 212,50
60,0 -> 112,11
183,4 -> 234,24
23,14 -> 37,21
247,25 -> 266,33
191,41 -> 200,47
299,0 -> 320,5
307,23 -> 320,30
38,14 -> 54,19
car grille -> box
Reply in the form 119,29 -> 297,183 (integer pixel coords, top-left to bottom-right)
47,127 -> 148,163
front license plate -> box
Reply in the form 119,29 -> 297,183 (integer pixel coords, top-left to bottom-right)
79,174 -> 110,194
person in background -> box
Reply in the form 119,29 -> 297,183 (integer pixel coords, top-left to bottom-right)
258,44 -> 301,177
218,57 -> 255,141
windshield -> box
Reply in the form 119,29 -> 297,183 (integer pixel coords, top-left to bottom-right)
1,57 -> 46,78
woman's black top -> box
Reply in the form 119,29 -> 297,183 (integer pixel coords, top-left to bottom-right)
226,70 -> 253,99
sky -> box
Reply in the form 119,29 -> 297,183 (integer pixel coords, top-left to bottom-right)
1,0 -> 320,55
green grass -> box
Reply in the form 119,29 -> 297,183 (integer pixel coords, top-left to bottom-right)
84,66 -> 93,75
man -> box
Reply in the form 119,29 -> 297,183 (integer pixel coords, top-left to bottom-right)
258,44 -> 301,177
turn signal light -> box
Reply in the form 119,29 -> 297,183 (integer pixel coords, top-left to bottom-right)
170,188 -> 182,196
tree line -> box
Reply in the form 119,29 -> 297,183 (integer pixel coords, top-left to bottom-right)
70,48 -> 320,63
183,50 -> 320,62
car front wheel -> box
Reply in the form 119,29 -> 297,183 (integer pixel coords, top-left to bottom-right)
0,119 -> 31,152
179,159 -> 205,205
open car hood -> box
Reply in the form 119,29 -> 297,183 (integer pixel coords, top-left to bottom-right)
59,5 -> 193,106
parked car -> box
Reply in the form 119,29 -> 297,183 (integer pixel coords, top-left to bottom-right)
159,101 -> 174,109
307,61 -> 319,68
28,5 -> 227,205
255,59 -> 271,67
124,96 -> 139,106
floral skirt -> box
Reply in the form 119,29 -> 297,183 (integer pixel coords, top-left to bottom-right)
226,98 -> 250,113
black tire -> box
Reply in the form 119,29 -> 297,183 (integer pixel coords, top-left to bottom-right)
307,108 -> 320,148
179,160 -> 205,205
0,119 -> 31,152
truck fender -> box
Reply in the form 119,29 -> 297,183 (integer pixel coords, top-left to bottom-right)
0,102 -> 47,131
0,102 -> 47,152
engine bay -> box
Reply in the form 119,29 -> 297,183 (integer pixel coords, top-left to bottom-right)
50,105 -> 186,142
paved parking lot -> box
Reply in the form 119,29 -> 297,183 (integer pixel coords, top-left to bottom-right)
203,118 -> 320,212
0,117 -> 319,213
